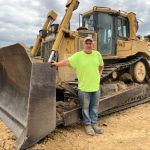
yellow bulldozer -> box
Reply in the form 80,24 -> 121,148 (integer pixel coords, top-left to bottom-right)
0,0 -> 150,149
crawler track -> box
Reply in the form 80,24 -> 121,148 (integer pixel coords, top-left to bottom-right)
56,83 -> 150,126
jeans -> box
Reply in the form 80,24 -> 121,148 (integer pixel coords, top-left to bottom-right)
78,90 -> 100,125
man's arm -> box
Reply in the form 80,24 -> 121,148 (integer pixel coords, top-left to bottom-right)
99,66 -> 103,76
50,59 -> 69,67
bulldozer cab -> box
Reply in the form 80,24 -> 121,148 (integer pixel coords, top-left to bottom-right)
81,7 -> 130,56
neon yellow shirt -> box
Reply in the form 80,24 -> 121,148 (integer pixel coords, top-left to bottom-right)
68,50 -> 104,92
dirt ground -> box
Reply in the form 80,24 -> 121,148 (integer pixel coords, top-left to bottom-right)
0,102 -> 150,150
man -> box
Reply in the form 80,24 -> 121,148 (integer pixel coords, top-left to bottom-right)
51,37 -> 104,136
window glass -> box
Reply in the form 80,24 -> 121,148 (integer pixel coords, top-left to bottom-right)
82,14 -> 94,31
97,13 -> 113,55
117,18 -> 128,38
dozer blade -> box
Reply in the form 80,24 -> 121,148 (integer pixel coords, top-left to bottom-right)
0,43 -> 56,150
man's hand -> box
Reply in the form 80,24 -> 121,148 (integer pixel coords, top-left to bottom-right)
50,60 -> 58,67
49,59 -> 69,67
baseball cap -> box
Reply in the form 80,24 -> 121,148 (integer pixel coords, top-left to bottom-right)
84,37 -> 93,43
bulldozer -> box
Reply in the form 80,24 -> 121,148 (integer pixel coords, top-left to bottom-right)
0,0 -> 150,149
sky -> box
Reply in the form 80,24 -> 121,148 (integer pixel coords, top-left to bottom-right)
0,0 -> 150,47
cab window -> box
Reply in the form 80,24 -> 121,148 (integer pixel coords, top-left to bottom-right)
117,18 -> 129,38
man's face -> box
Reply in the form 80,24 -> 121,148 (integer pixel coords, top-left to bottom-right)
84,40 -> 93,50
